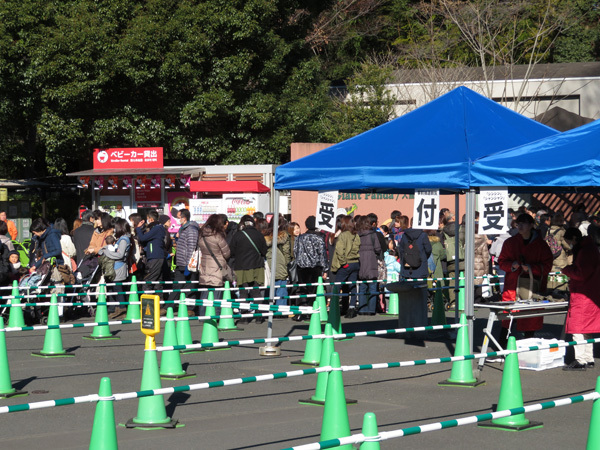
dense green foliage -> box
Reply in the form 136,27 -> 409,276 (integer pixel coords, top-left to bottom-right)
0,0 -> 597,179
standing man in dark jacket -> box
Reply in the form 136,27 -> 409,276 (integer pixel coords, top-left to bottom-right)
73,210 -> 95,265
136,210 -> 166,291
168,208 -> 200,303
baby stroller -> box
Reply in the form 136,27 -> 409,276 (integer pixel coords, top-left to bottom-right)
66,254 -> 101,320
18,261 -> 55,325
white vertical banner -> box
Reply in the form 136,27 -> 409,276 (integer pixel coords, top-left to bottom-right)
478,188 -> 509,234
316,190 -> 338,233
412,190 -> 440,230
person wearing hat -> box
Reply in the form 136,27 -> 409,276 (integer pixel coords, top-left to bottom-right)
496,213 -> 553,348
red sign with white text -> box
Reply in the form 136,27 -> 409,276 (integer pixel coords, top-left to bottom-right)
93,147 -> 164,169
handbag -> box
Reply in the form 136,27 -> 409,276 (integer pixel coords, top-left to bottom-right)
202,236 -> 234,283
187,247 -> 201,273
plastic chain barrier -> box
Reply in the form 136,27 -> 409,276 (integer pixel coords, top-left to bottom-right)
0,273 -> 516,298
283,391 -> 600,450
1,270 -> 571,294
156,324 -> 464,352
2,336 -> 597,415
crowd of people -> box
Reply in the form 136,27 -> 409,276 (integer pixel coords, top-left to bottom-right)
0,202 -> 598,354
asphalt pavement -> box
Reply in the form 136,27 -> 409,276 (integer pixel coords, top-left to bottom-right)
0,307 -> 597,449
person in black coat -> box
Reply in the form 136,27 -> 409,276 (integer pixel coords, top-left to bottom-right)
72,210 -> 95,265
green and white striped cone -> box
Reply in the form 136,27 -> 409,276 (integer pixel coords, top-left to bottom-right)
359,412 -> 380,450
457,271 -> 465,312
299,323 -> 356,406
176,294 -> 201,354
291,300 -> 322,366
438,313 -> 483,387
160,307 -> 195,380
383,273 -> 399,316
125,346 -> 179,429
0,317 -> 27,398
316,276 -> 328,323
320,352 -> 352,449
201,292 -> 228,351
8,280 -> 25,328
478,336 -> 542,431
218,281 -> 242,331
586,377 -> 600,447
89,377 -> 118,450
125,275 -> 140,320
431,289 -> 447,326
32,293 -> 75,358
85,285 -> 119,340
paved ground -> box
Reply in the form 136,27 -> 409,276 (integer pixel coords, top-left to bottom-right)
0,306 -> 597,449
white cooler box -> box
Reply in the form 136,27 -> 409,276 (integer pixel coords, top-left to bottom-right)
516,338 -> 565,371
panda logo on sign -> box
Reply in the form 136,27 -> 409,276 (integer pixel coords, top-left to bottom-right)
97,150 -> 109,164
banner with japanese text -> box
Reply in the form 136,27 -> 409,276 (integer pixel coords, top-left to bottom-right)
478,188 -> 509,234
316,191 -> 338,233
412,190 -> 439,230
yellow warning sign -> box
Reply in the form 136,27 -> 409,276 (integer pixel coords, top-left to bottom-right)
140,294 -> 160,341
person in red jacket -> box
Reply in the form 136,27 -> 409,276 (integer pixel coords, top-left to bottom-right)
561,228 -> 600,370
497,213 -> 553,348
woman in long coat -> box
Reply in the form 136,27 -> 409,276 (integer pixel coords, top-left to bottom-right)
197,214 -> 231,305
562,228 -> 600,370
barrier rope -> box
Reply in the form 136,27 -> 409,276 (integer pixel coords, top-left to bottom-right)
283,391 -> 599,450
2,337 -> 597,415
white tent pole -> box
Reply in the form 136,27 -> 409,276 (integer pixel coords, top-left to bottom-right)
465,189 -> 476,352
454,194 -> 460,323
259,189 -> 281,356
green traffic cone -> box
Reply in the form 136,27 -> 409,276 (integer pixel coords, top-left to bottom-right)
85,285 -> 119,340
8,280 -> 25,328
478,336 -> 542,431
201,293 -> 227,351
32,294 -> 75,358
218,281 -> 242,331
125,275 -> 140,320
125,346 -> 179,429
327,286 -> 342,335
439,313 -> 483,387
457,271 -> 465,312
320,352 -> 352,450
300,324 -> 356,406
291,300 -> 322,366
383,292 -> 399,316
176,294 -> 200,354
316,277 -> 328,323
586,377 -> 600,448
431,289 -> 447,326
0,317 -> 27,398
160,308 -> 196,380
359,412 -> 380,450
89,377 -> 118,450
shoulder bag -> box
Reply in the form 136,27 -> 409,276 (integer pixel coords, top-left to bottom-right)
242,230 -> 270,286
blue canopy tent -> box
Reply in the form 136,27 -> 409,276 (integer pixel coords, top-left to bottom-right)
471,117 -> 600,190
275,86 -> 557,193
265,86 -> 559,358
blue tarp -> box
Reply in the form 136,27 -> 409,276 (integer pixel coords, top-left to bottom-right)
275,86 -> 558,192
471,117 -> 600,188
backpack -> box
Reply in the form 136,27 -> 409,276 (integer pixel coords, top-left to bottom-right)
544,229 -> 562,259
402,234 -> 422,270
443,231 -> 465,260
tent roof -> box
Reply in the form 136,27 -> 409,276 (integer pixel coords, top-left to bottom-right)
275,86 -> 558,192
471,117 -> 600,189
533,106 -> 594,132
